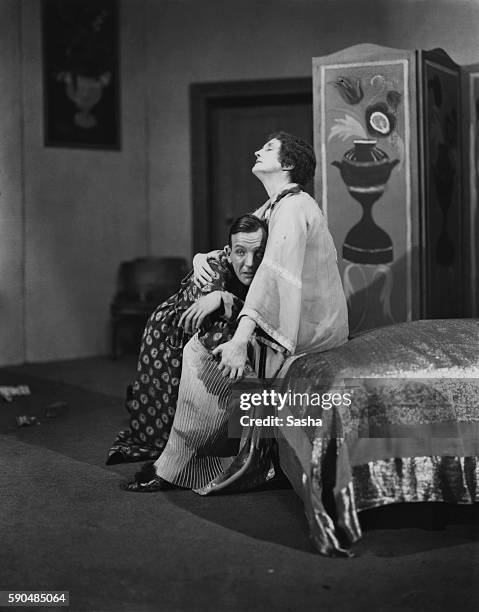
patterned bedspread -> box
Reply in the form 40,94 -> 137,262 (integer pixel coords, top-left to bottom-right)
277,319 -> 479,556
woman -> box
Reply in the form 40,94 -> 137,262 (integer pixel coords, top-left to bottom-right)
106,214 -> 268,465
124,131 -> 349,493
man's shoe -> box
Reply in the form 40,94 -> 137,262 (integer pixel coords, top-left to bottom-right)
120,476 -> 174,492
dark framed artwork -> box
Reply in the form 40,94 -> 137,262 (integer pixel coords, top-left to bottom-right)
42,0 -> 120,150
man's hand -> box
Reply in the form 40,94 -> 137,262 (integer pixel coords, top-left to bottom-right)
212,339 -> 248,381
192,253 -> 215,287
179,291 -> 223,334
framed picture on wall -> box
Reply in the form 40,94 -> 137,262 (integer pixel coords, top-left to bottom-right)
42,0 -> 120,150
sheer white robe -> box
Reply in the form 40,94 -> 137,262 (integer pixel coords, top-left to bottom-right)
246,188 -> 349,355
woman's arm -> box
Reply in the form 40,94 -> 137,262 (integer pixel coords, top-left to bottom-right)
193,249 -> 223,287
211,315 -> 256,380
180,255 -> 232,332
213,198 -> 309,378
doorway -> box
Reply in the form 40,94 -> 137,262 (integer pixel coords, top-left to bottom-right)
191,78 -> 313,252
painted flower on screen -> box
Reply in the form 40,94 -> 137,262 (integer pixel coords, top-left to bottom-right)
327,73 -> 404,163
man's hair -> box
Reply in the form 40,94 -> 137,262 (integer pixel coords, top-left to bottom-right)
268,131 -> 316,186
228,214 -> 268,246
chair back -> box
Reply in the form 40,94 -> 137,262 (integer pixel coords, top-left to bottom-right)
118,257 -> 189,302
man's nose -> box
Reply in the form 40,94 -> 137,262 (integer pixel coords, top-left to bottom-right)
254,150 -> 260,158
244,253 -> 254,267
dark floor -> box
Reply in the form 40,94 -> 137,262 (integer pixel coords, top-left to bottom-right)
1,356 -> 478,612
6,354 -> 137,399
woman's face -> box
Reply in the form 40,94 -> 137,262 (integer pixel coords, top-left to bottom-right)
226,229 -> 266,286
252,138 -> 283,175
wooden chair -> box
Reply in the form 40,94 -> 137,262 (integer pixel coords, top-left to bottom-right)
110,256 -> 188,359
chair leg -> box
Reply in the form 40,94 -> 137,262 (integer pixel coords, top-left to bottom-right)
111,319 -> 121,360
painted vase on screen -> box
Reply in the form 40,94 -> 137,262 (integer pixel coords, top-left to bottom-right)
332,139 -> 399,264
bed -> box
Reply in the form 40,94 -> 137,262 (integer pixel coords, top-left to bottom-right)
276,319 -> 479,556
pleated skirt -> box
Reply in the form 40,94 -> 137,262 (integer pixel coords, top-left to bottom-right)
153,335 -> 238,488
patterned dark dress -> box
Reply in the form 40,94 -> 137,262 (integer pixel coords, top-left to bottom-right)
106,253 -> 246,464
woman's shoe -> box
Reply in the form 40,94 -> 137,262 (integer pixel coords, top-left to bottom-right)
134,461 -> 158,483
120,476 -> 174,492
120,461 -> 176,492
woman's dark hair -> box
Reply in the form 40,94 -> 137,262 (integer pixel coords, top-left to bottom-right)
228,214 -> 268,246
268,131 -> 316,186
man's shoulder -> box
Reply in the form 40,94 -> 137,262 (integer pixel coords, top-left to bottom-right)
207,252 -> 231,276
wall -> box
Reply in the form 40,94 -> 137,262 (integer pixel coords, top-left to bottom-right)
145,0 -> 479,261
145,0 -> 387,260
0,0 -> 24,365
20,0 -> 149,362
1,0 -> 478,365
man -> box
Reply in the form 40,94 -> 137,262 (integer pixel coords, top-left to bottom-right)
108,214 -> 268,466
125,132 -> 348,492
122,214 -> 269,491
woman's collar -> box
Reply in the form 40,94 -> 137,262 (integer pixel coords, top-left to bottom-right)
270,182 -> 300,204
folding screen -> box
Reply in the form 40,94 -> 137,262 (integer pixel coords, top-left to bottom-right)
313,44 -> 469,334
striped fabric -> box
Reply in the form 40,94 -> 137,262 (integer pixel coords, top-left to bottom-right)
153,335 -> 238,489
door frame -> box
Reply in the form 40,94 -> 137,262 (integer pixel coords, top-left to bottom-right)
190,78 -> 312,253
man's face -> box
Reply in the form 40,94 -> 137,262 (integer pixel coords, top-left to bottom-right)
252,138 -> 283,176
226,229 -> 266,286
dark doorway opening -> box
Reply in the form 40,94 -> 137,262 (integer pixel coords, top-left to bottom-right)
191,78 -> 313,252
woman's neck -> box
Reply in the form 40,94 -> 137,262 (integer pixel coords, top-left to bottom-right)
260,175 -> 293,201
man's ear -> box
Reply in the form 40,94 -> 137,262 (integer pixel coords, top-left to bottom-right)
225,245 -> 232,262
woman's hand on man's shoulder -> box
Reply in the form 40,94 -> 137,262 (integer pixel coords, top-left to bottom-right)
192,251 -> 216,287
